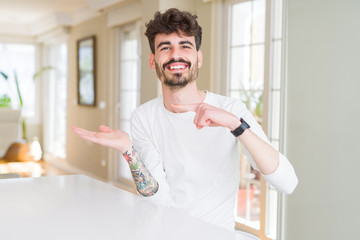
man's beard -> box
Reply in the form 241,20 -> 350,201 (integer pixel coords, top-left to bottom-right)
155,58 -> 199,90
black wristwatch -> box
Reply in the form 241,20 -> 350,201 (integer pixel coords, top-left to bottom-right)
231,118 -> 250,137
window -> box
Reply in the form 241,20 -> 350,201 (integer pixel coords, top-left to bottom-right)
0,43 -> 36,118
266,0 -> 287,238
114,22 -> 141,186
42,43 -> 68,159
227,0 -> 265,232
224,0 -> 286,238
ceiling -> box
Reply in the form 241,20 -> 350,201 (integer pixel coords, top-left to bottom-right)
0,0 -> 87,24
0,0 -> 124,36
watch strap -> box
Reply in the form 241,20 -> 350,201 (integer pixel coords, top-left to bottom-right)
231,118 -> 250,137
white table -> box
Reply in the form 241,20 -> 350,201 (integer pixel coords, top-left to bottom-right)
0,175 -> 257,240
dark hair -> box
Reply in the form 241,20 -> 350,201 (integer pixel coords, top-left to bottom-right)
145,8 -> 202,54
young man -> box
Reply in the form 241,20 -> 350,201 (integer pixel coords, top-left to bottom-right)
72,8 -> 298,230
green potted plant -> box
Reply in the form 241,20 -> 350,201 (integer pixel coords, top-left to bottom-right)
0,72 -> 11,108
1,67 -> 53,139
0,67 -> 53,161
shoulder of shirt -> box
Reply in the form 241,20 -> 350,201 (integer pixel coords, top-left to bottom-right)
132,96 -> 163,117
206,91 -> 245,111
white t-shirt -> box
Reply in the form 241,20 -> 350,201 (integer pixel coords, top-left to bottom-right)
130,91 -> 298,230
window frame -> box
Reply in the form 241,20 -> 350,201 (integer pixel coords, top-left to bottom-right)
42,42 -> 68,159
112,21 -> 142,191
222,0 -> 289,238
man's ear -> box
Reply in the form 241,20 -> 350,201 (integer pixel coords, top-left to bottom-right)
197,50 -> 203,68
149,53 -> 156,70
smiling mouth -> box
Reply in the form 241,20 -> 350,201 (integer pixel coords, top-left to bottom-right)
163,59 -> 191,71
166,64 -> 187,71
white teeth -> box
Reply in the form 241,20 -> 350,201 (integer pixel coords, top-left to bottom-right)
170,65 -> 185,70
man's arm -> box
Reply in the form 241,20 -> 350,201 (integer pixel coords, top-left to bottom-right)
123,147 -> 158,196
71,125 -> 158,197
235,124 -> 279,175
171,103 -> 298,193
171,103 -> 279,174
130,110 -> 175,206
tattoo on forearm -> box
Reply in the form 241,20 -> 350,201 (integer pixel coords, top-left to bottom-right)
123,147 -> 159,197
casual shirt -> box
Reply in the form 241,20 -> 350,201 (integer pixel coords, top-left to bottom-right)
130,91 -> 298,230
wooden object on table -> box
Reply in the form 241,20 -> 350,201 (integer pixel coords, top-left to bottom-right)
0,140 -> 44,178
0,142 -> 35,162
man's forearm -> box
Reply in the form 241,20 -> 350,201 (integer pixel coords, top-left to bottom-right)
237,129 -> 279,175
227,116 -> 279,175
123,147 -> 159,197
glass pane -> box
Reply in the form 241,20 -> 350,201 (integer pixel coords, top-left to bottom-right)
53,45 -> 68,158
116,23 -> 142,185
271,91 -> 281,139
240,91 -> 252,109
121,60 -> 139,90
274,0 -> 283,39
272,40 -> 282,89
120,91 -> 137,120
253,90 -> 263,121
267,186 -> 279,239
236,151 -> 261,229
122,30 -> 138,60
231,2 -> 252,46
43,43 -> 68,158
0,43 -> 35,117
252,0 -> 266,44
238,90 -> 262,121
230,46 -> 250,90
250,45 -> 264,91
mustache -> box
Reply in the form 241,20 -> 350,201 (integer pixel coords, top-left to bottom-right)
163,59 -> 191,70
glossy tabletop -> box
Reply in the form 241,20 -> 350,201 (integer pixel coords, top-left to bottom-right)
0,175 -> 253,240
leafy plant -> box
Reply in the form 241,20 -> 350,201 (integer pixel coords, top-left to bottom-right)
0,67 -> 54,140
0,94 -> 11,107
0,71 -> 8,80
14,71 -> 23,108
254,94 -> 263,118
0,72 -> 11,108
33,66 -> 53,79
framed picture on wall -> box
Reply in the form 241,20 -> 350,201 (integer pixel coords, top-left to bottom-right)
77,36 -> 96,106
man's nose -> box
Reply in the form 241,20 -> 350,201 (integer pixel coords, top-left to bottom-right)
170,47 -> 182,59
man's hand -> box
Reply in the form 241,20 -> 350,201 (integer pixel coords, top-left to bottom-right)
171,103 -> 241,131
71,125 -> 132,154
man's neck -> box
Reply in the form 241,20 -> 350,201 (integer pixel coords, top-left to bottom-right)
162,81 -> 206,113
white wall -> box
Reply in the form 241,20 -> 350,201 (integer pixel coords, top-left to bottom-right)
286,0 -> 360,239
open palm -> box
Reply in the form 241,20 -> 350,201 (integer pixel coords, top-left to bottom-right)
71,125 -> 132,153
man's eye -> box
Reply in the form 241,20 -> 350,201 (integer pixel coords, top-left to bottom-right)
182,45 -> 190,49
161,47 -> 170,51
